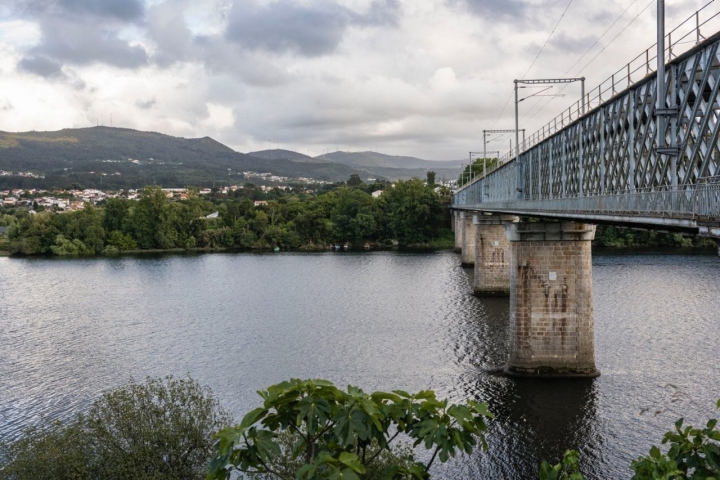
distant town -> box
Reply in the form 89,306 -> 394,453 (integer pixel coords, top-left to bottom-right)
0,169 -> 455,213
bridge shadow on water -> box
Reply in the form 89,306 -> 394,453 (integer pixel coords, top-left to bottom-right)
438,265 -> 603,479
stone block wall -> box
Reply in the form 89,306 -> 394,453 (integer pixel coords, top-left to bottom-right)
473,216 -> 517,296
454,212 -> 462,252
506,222 -> 598,377
461,215 -> 476,266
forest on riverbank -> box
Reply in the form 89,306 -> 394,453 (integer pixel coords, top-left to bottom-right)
0,178 -> 452,256
0,175 -> 715,257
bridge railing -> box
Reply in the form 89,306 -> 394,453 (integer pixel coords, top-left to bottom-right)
455,183 -> 720,219
456,7 -> 720,223
493,1 -> 720,161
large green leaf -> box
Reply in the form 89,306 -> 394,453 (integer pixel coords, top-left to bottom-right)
240,407 -> 267,429
338,452 -> 367,474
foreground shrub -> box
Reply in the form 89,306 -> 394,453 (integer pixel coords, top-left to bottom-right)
0,376 -> 230,480
208,378 -> 494,479
630,399 -> 720,480
541,399 -> 720,480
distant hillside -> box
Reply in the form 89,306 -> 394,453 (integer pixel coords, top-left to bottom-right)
248,149 -> 330,163
0,127 -> 372,189
317,151 -> 464,170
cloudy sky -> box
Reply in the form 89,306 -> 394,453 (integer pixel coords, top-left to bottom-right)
0,0 -> 710,159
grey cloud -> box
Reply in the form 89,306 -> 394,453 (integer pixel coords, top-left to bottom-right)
13,0 -> 144,20
147,1 -> 194,67
458,0 -> 530,18
548,32 -> 596,54
136,98 -> 157,109
18,55 -> 66,78
12,0 -> 147,80
194,36 -> 291,87
351,0 -> 401,27
225,0 -> 401,57
28,18 -> 148,69
0,101 -> 14,111
56,0 -> 144,20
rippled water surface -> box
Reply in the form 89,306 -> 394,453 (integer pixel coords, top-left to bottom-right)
1,250 -> 719,479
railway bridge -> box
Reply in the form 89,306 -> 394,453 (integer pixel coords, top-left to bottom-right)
451,5 -> 720,378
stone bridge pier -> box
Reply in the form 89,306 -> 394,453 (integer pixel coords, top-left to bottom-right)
460,212 -> 476,266
453,212 -> 462,253
473,215 -> 518,296
505,222 -> 599,378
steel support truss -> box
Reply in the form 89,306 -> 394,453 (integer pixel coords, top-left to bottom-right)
453,31 -> 720,232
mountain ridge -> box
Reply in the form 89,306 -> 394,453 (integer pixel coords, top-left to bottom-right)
0,127 -> 462,189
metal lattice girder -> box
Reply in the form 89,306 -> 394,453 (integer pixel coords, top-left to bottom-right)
453,30 -> 720,230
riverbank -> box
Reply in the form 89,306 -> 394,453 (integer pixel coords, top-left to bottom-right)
3,242 -> 719,259
0,241 -> 456,258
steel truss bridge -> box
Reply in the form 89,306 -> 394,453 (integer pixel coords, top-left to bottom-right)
453,5 -> 720,238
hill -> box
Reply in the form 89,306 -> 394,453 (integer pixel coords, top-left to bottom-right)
316,151 -> 462,181
317,151 -> 464,170
248,149 -> 330,163
0,127 -> 370,189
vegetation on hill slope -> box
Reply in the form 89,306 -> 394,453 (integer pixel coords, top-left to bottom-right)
0,128 -> 373,189
0,128 -> 461,189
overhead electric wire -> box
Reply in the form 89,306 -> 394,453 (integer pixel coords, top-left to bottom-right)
562,0 -> 639,77
521,0 -> 655,125
521,0 -> 575,79
520,0 -> 641,122
489,91 -> 514,129
575,0 -> 655,75
490,0 -> 574,129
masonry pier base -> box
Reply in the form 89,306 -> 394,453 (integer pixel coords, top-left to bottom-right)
460,213 -> 476,266
453,212 -> 462,253
505,222 -> 600,378
473,215 -> 518,296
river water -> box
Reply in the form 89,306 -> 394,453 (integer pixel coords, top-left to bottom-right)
1,250 -> 719,478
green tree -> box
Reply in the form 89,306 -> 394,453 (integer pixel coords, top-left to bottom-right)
130,186 -> 167,249
457,158 -> 498,186
328,188 -> 380,244
62,205 -> 106,253
8,212 -> 60,255
347,174 -> 364,188
426,171 -> 436,187
383,179 -> 442,245
0,376 -> 230,480
107,230 -> 138,251
207,379 -> 493,480
103,198 -> 132,233
50,234 -> 91,256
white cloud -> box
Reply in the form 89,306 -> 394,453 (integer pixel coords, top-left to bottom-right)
0,20 -> 41,47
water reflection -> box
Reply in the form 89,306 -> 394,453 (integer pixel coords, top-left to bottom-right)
442,282 -> 600,479
1,251 -> 719,480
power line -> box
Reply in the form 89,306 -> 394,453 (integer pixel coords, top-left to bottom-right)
490,0 -> 574,129
576,0 -> 655,75
521,0 -> 575,79
562,0 -> 639,76
522,0 -> 655,124
489,91 -> 514,129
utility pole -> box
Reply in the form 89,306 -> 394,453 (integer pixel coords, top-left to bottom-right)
654,0 -> 679,184
484,129 -> 524,169
514,81 -> 519,160
514,77 -> 584,156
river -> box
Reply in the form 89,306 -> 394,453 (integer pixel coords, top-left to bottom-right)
1,250 -> 719,478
